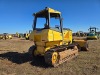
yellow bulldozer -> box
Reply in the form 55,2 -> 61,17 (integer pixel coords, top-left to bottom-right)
16,32 -> 24,38
4,33 -> 12,40
24,30 -> 32,40
0,33 -> 12,40
0,35 -> 3,39
28,7 -> 88,67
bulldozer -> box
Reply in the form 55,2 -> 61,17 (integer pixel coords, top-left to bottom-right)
0,35 -> 3,39
16,32 -> 24,38
76,31 -> 86,37
28,7 -> 88,67
24,30 -> 32,40
87,27 -> 99,40
3,33 -> 12,40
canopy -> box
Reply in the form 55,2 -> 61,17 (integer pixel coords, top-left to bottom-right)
33,7 -> 61,17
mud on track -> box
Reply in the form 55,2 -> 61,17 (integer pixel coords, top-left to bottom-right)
0,38 -> 100,75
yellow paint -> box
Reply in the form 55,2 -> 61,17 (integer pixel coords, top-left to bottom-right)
73,40 -> 87,47
48,8 -> 61,14
29,7 -> 87,57
63,30 -> 72,44
29,28 -> 72,55
52,52 -> 58,65
87,36 -> 97,39
36,7 -> 61,15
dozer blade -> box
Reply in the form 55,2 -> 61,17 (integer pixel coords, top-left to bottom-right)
44,45 -> 78,67
73,39 -> 89,51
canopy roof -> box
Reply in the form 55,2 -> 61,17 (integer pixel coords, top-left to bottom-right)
33,7 -> 61,17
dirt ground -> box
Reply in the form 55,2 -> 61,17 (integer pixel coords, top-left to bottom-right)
0,37 -> 100,75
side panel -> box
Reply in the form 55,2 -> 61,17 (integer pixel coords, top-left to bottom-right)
63,30 -> 72,44
29,29 -> 63,42
48,29 -> 63,41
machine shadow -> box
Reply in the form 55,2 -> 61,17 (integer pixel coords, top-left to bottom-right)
0,51 -> 49,68
0,51 -> 32,64
30,56 -> 50,68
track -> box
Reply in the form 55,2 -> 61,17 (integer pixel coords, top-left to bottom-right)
44,44 -> 78,67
